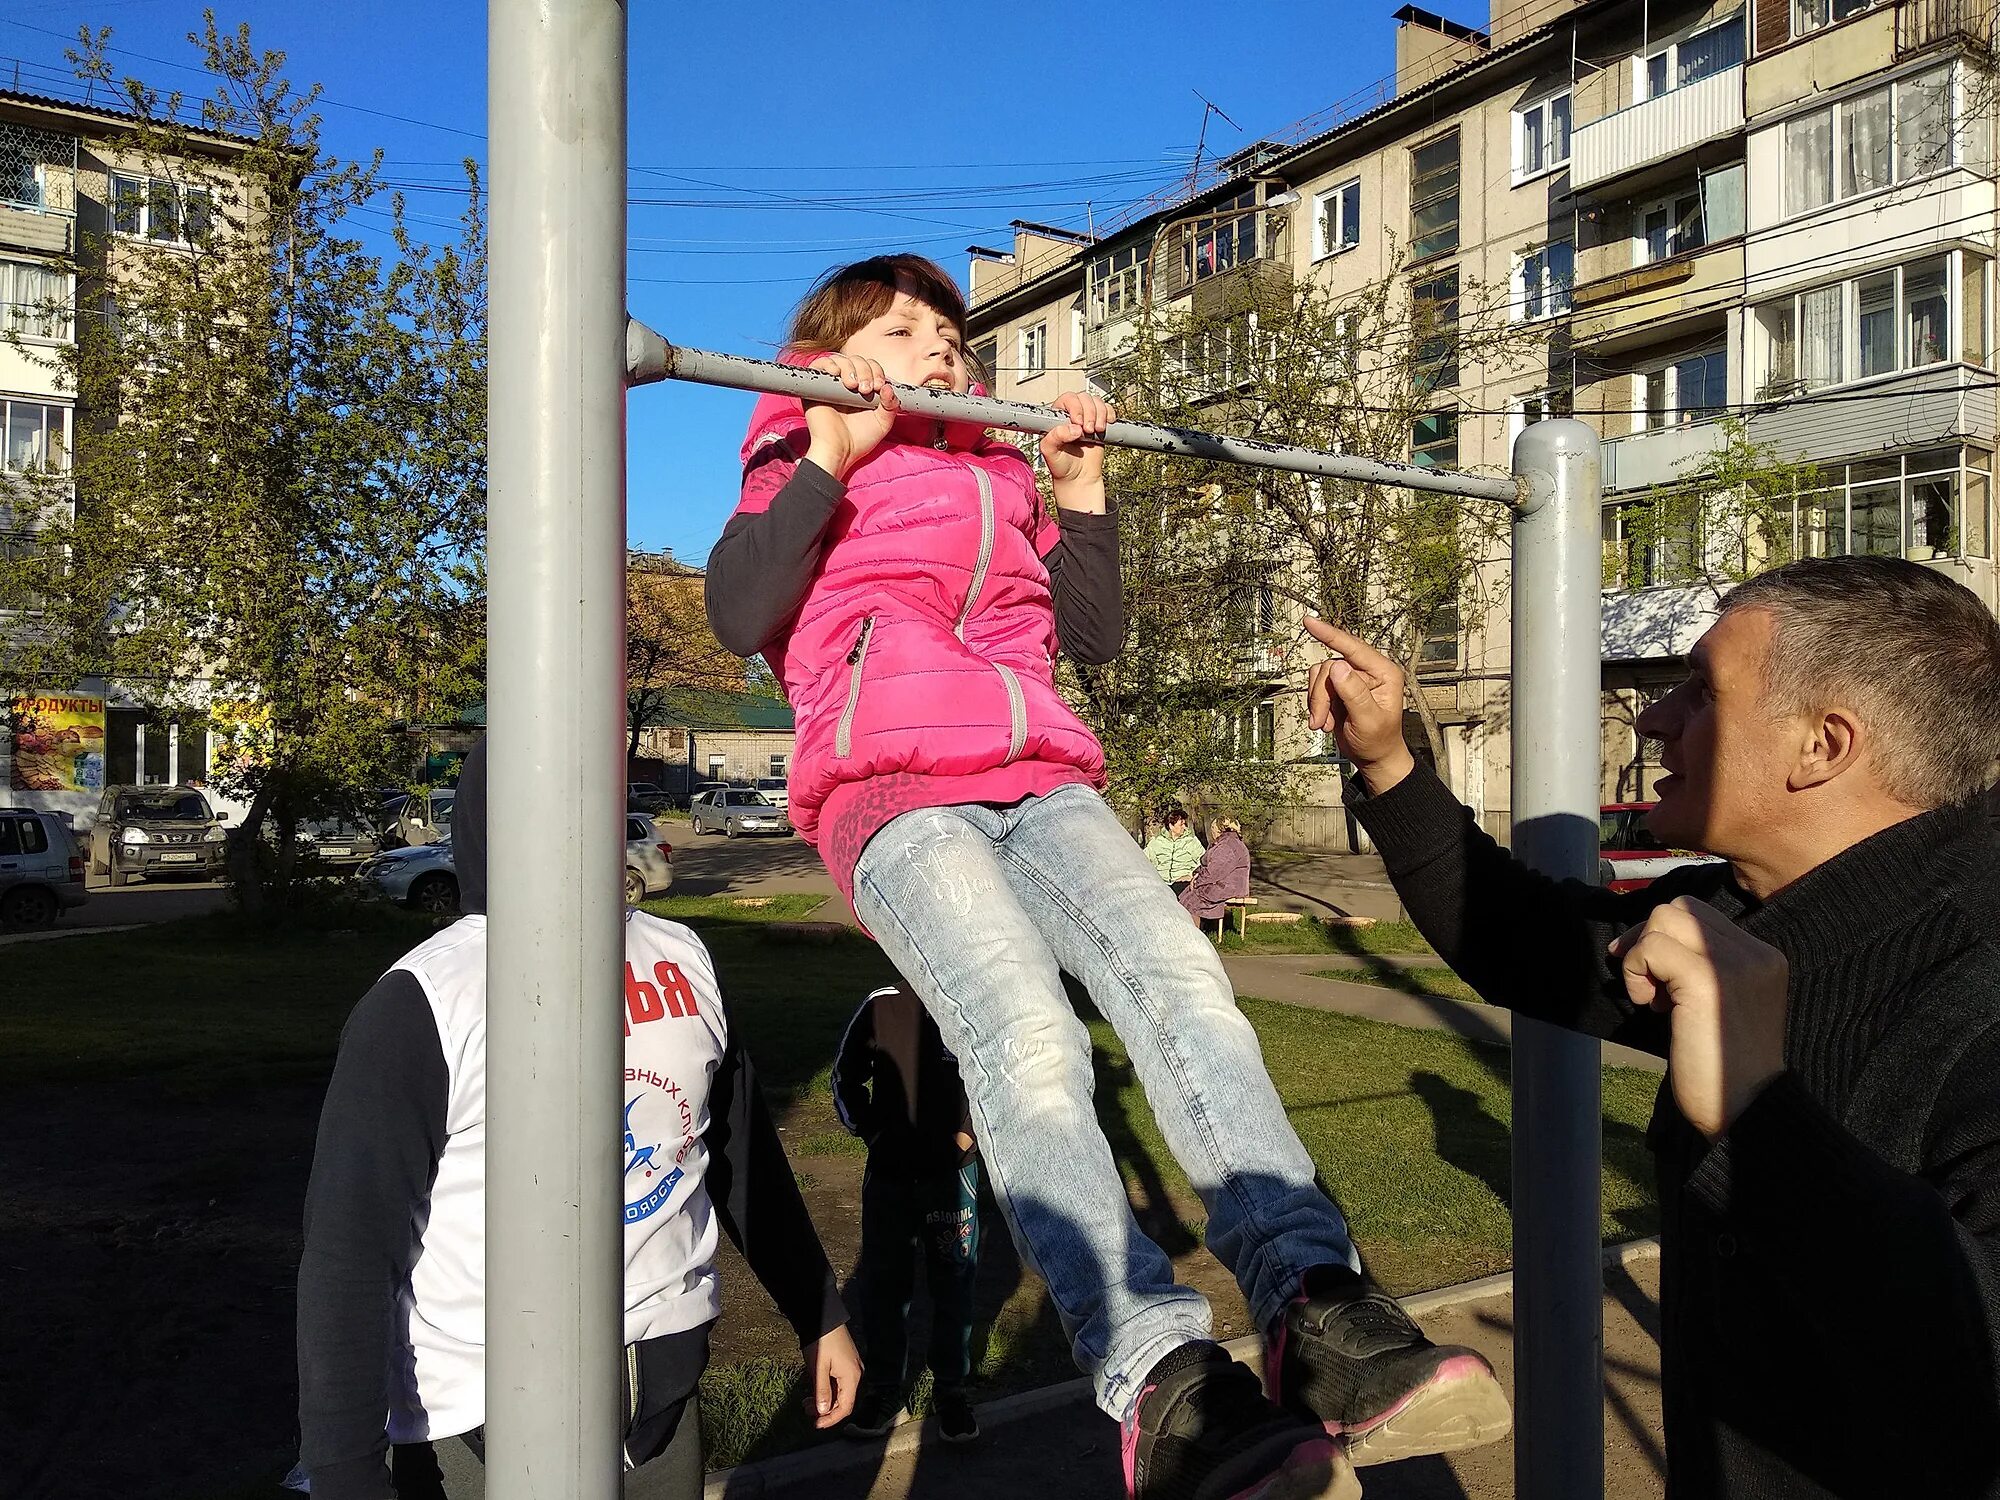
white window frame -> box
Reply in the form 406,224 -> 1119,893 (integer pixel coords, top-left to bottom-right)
0,257 -> 74,343
1508,388 -> 1571,447
1751,249 -> 1990,396
1633,189 -> 1706,267
1791,0 -> 1881,40
1779,62 -> 1979,223
1068,304 -> 1086,362
1635,345 -> 1727,431
0,397 -> 73,475
1513,92 -> 1572,184
1311,177 -> 1362,259
1512,239 -> 1575,322
1634,12 -> 1746,102
1019,320 -> 1048,377
1087,243 -> 1147,328
110,172 -> 212,246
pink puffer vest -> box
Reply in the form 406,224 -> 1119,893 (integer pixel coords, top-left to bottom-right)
738,390 -> 1107,843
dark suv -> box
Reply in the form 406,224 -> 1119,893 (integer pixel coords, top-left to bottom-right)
88,786 -> 227,886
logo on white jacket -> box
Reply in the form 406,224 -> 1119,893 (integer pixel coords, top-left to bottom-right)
623,1092 -> 687,1223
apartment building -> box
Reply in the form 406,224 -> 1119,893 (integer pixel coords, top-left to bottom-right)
0,88 -> 253,826
966,0 -> 1999,842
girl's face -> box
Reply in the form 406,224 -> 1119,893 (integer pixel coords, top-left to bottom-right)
839,285 -> 970,393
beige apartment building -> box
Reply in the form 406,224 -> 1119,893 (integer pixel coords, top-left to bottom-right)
966,0 -> 1998,844
0,88 -> 255,826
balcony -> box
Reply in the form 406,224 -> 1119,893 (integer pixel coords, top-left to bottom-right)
1571,242 -> 1744,352
1896,0 -> 1997,55
1570,66 -> 1745,194
0,119 -> 79,257
1599,363 -> 1996,492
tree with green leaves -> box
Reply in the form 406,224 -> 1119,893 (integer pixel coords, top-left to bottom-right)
1606,417 -> 1824,591
0,17 -> 487,908
1073,246 -> 1540,824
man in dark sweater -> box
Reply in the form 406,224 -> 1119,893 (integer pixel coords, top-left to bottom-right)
1303,556 -> 2000,1498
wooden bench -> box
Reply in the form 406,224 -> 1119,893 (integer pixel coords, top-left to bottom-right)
1205,896 -> 1259,942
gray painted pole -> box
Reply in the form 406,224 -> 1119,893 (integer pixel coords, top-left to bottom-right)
486,3 -> 627,1497
1507,417 -> 1606,1500
626,319 -> 1521,503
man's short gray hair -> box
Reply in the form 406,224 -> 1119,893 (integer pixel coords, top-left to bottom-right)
1722,556 -> 2000,809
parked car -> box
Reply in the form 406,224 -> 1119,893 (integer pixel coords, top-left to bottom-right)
1598,802 -> 1722,893
628,781 -> 676,815
358,839 -> 461,914
0,806 -> 88,929
296,815 -> 381,869
379,788 -> 455,850
624,814 -> 674,904
689,786 -> 791,838
753,777 -> 790,810
88,785 -> 227,886
359,817 -> 674,915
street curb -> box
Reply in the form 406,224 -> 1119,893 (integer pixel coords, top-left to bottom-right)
700,1237 -> 1662,1498
0,921 -> 148,947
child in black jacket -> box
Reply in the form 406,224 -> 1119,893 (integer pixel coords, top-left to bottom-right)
833,983 -> 983,1444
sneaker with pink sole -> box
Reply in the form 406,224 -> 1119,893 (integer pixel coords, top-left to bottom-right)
1122,1341 -> 1359,1500
1268,1266 -> 1512,1467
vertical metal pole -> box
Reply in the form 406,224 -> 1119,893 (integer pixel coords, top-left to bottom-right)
1508,417 -> 1605,1500
486,3 -> 627,1498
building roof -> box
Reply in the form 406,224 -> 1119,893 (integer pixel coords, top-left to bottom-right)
643,690 -> 794,733
0,84 -> 263,151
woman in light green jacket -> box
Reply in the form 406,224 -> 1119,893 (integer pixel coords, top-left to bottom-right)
1143,807 -> 1205,895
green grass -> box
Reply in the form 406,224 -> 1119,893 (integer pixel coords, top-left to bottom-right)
1310,964 -> 1485,1006
637,891 -> 829,923
1214,916 -> 1434,956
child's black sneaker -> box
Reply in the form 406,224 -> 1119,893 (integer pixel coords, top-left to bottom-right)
843,1386 -> 905,1440
933,1387 -> 981,1444
1121,1341 -> 1358,1500
1268,1265 -> 1511,1466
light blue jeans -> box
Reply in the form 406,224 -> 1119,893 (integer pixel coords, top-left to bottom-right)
852,784 -> 1359,1421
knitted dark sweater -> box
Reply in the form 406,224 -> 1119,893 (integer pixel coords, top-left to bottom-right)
1353,766 -> 2000,1499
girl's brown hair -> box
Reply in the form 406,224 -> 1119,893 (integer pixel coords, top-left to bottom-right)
784,254 -> 988,386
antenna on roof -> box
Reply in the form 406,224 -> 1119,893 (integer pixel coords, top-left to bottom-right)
1188,90 -> 1242,194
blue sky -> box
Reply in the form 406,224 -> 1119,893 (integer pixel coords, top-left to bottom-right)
3,1 -> 1399,562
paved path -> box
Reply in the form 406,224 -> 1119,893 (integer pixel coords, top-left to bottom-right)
1224,955 -> 1666,1075
691,1247 -> 1667,1500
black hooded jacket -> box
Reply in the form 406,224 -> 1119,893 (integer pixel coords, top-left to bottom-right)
295,741 -> 845,1499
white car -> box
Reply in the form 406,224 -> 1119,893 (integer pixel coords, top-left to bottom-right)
623,815 -> 674,904
754,777 -> 790,810
689,787 -> 791,837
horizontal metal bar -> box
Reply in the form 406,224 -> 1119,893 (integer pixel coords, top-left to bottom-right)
626,318 -> 1522,505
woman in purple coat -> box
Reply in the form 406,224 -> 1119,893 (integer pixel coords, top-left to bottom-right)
1180,816 -> 1251,923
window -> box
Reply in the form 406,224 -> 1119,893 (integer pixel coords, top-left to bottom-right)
1753,251 -> 1992,393
1783,65 -> 1965,219
1793,0 -> 1879,36
0,531 -> 54,611
1180,312 -> 1262,395
1510,387 -> 1574,447
0,258 -> 71,340
769,754 -> 787,779
1639,14 -> 1744,100
1418,600 -> 1461,674
706,754 -> 725,778
1019,321 -> 1047,376
1069,304 -> 1086,362
1410,132 -> 1460,261
1413,268 -> 1459,388
1184,188 -> 1259,283
110,173 -> 212,245
1515,93 -> 1572,181
1312,178 -> 1361,258
971,337 -> 997,387
1412,411 -> 1460,468
1,399 -> 69,473
1087,243 -> 1147,326
1638,191 -> 1704,264
1753,449 -> 1991,562
1514,240 -> 1574,321
1640,347 -> 1726,430
1603,497 -> 1701,588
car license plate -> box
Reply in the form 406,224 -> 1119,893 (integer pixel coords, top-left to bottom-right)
160,851 -> 200,863
320,847 -> 350,859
